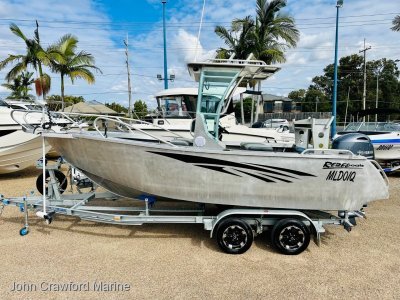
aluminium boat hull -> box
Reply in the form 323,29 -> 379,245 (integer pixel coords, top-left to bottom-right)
45,132 -> 389,211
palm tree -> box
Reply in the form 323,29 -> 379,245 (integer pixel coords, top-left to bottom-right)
0,22 -> 51,98
253,0 -> 299,64
1,71 -> 35,100
45,34 -> 101,111
392,15 -> 400,31
215,16 -> 255,60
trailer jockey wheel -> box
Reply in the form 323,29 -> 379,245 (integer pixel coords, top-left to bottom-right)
271,218 -> 310,255
36,170 -> 68,195
216,218 -> 253,254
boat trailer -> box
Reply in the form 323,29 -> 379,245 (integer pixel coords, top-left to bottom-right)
0,162 -> 366,255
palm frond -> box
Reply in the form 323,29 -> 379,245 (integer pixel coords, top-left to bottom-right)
68,68 -> 96,84
392,15 -> 400,31
5,62 -> 27,81
0,54 -> 24,71
9,23 -> 28,41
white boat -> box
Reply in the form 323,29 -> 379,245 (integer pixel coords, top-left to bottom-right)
337,121 -> 400,171
41,59 -> 388,211
130,87 -> 294,146
0,100 -> 71,174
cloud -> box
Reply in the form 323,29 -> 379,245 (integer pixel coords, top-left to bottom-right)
0,0 -> 399,107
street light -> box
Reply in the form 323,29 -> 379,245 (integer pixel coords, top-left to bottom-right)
157,74 -> 175,84
161,0 -> 169,89
331,0 -> 343,137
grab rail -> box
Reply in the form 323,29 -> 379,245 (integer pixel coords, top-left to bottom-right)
92,116 -> 184,147
301,149 -> 355,157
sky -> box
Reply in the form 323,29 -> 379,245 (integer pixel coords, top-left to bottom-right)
0,0 -> 399,109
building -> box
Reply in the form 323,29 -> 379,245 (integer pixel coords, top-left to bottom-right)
261,93 -> 301,114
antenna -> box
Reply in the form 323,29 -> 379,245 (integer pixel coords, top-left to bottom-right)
194,0 -> 206,62
124,34 -> 132,118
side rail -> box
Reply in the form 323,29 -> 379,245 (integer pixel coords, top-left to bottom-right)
301,149 -> 356,157
92,115 -> 183,147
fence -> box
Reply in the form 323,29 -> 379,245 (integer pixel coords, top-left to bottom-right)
258,112 -> 332,122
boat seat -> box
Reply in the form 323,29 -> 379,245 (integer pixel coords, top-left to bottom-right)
240,142 -> 275,151
170,139 -> 191,146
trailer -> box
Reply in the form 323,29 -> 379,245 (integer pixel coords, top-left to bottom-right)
0,162 -> 365,255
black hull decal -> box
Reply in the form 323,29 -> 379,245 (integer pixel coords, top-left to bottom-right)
196,165 -> 241,177
248,163 -> 316,177
148,151 -> 315,183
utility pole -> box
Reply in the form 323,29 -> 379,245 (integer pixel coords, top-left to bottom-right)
124,35 -> 132,118
359,38 -> 371,122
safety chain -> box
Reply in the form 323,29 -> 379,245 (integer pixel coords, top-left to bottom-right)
42,107 -> 55,130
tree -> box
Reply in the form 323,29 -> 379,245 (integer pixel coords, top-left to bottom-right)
46,94 -> 85,110
133,100 -> 148,118
214,0 -> 298,65
392,15 -> 400,31
215,16 -> 255,60
288,55 -> 400,121
1,71 -> 35,100
105,102 -> 128,114
234,97 -> 255,122
45,34 -> 101,111
253,0 -> 299,64
0,22 -> 51,98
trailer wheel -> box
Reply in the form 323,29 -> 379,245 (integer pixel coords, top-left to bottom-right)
216,218 -> 253,254
271,218 -> 310,255
36,170 -> 68,195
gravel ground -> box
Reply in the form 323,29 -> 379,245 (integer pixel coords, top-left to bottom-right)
0,166 -> 399,300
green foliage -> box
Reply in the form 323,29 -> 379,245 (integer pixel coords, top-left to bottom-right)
0,23 -> 49,98
215,0 -> 299,64
392,15 -> 400,31
133,100 -> 148,118
234,97 -> 255,123
288,55 -> 400,121
105,102 -> 128,114
46,94 -> 85,111
45,34 -> 101,111
1,71 -> 35,100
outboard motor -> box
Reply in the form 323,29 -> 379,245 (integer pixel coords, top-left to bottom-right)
332,133 -> 374,159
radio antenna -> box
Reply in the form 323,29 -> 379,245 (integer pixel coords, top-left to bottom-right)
194,0 -> 206,62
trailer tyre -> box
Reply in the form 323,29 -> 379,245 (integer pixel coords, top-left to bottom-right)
271,218 -> 310,255
216,218 -> 253,254
36,170 -> 68,195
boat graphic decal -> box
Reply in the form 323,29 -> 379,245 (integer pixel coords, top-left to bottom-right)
148,151 -> 316,183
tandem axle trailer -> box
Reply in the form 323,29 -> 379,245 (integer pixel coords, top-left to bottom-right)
0,164 -> 365,255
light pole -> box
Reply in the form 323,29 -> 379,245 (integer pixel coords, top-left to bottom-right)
162,0 -> 168,89
331,0 -> 343,137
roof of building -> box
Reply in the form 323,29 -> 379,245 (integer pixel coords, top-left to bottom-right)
262,93 -> 292,102
62,101 -> 121,115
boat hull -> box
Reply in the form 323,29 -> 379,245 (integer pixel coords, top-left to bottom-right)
0,131 -> 51,174
45,133 -> 389,211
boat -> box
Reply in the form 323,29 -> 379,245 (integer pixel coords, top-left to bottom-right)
336,109 -> 400,172
0,100 -> 71,174
129,87 -> 294,146
42,59 -> 388,211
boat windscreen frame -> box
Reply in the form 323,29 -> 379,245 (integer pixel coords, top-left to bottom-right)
196,67 -> 240,140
